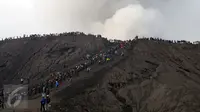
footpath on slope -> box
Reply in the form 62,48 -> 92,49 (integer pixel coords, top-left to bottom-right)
1,41 -> 134,112
54,55 -> 128,100
5,51 -> 128,112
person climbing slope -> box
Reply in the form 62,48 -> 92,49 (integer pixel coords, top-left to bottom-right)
121,51 -> 124,56
46,87 -> 50,96
20,78 -> 24,84
40,96 -> 46,112
46,95 -> 51,111
55,80 -> 59,88
86,67 -> 91,72
106,57 -> 110,62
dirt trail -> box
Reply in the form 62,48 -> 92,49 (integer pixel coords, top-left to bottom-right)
9,54 -> 127,112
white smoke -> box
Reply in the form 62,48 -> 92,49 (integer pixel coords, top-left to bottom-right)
90,4 -> 164,40
0,0 -> 200,41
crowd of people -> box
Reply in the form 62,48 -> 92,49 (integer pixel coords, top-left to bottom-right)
37,41 -> 130,112
137,36 -> 192,44
2,34 -> 197,111
0,39 -> 131,111
1,33 -> 199,111
2,34 -> 195,110
1,32 -> 103,42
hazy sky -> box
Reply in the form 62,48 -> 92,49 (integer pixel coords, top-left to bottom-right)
0,0 -> 200,41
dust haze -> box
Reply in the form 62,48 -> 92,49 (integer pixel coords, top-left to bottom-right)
0,0 -> 200,41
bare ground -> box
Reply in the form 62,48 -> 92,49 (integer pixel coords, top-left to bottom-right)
51,40 -> 200,112
1,35 -> 200,112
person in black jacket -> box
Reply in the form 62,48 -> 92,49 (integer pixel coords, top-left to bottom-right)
46,88 -> 50,96
50,80 -> 54,89
46,95 -> 51,111
0,90 -> 4,109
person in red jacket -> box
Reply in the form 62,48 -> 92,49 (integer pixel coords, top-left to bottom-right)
120,43 -> 123,48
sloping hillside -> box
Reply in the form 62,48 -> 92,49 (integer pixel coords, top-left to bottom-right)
0,32 -> 107,85
1,34 -> 200,112
52,39 -> 200,112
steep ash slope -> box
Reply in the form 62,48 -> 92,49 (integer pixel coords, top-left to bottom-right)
0,33 -> 106,85
52,40 -> 200,112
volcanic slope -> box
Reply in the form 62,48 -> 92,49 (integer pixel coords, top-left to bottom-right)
52,39 -> 200,112
0,33 -> 107,85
